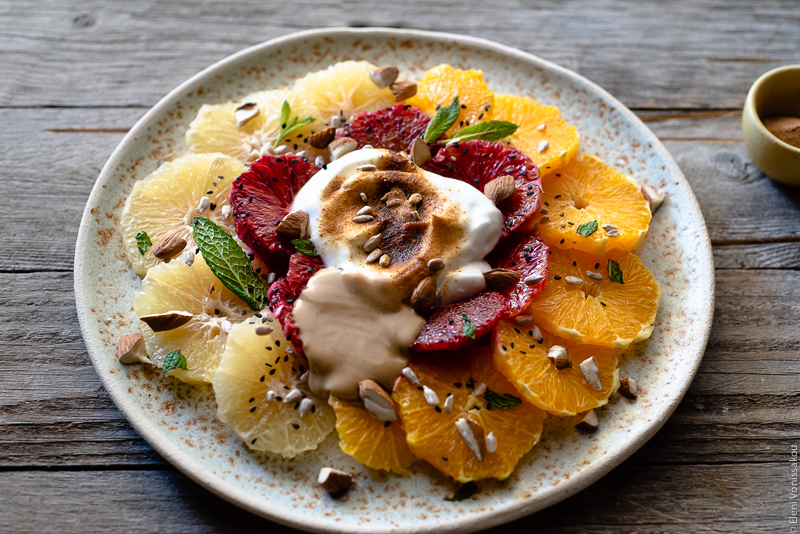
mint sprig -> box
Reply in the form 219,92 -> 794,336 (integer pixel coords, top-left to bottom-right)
440,120 -> 518,144
292,239 -> 319,257
576,220 -> 599,237
274,100 -> 315,149
163,350 -> 187,372
608,259 -> 624,284
136,231 -> 152,255
192,217 -> 269,310
484,389 -> 523,410
445,482 -> 478,502
462,313 -> 476,339
423,97 -> 460,143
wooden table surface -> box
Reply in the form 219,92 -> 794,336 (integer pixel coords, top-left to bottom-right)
2,1 -> 799,532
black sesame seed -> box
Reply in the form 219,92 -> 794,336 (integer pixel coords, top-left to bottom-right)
384,421 -> 391,427
269,369 -> 276,375
554,275 -> 562,280
249,397 -> 255,403
249,406 -> 256,413
454,382 -> 462,387
435,406 -> 442,413
292,424 -> 300,430
251,438 -> 257,444
260,375 -> 265,382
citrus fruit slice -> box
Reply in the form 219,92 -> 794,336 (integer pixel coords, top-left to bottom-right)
335,103 -> 430,152
393,345 -> 546,482
411,292 -> 507,352
407,64 -> 494,135
330,396 -> 417,475
423,140 -> 542,237
185,90 -> 319,163
292,61 -> 396,123
528,248 -> 661,348
538,155 -> 651,255
213,319 -> 335,458
491,94 -> 580,175
132,253 -> 250,384
120,153 -> 247,277
493,320 -> 618,415
229,154 -> 319,272
486,231 -> 549,318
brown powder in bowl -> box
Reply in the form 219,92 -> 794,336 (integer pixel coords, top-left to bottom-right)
762,116 -> 800,149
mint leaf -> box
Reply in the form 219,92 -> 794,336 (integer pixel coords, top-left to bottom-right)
135,231 -> 152,255
445,482 -> 478,502
462,313 -> 476,339
423,97 -> 460,143
292,239 -> 319,257
442,120 -> 518,144
163,350 -> 187,372
274,100 -> 315,149
485,389 -> 522,410
192,217 -> 269,310
608,259 -> 624,284
576,220 -> 599,237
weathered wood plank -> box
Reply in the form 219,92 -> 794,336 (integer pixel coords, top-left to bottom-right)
2,107 -> 799,274
0,0 -> 797,109
1,269 -> 797,468
0,462 -> 785,533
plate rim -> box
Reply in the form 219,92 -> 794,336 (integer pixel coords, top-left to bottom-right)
74,26 -> 715,533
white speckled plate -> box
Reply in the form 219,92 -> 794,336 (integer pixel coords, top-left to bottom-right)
74,28 -> 714,533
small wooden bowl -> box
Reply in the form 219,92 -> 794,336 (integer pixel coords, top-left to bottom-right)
742,65 -> 800,187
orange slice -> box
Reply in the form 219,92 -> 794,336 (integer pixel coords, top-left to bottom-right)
393,346 -> 546,483
538,155 -> 651,255
407,64 -> 494,135
493,320 -> 618,415
528,247 -> 661,348
491,94 -> 580,175
330,397 -> 417,475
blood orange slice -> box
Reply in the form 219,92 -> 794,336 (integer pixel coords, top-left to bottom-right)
335,104 -> 430,152
411,292 -> 506,352
487,231 -> 549,318
268,252 -> 324,357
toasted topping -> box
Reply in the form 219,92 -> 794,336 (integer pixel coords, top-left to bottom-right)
619,377 -> 638,399
358,379 -> 398,422
391,81 -> 417,101
352,214 -> 375,223
317,467 -> 352,496
298,398 -> 314,418
365,248 -> 382,263
254,325 -> 274,336
369,65 -> 399,89
139,310 -> 193,332
483,268 -> 521,291
234,102 -> 259,128
602,223 -> 620,237
363,234 -> 381,253
547,344 -> 571,370
410,137 -> 432,166
379,254 -> 391,268
410,275 -> 437,313
641,182 -> 666,213
308,127 -> 336,149
443,394 -> 454,413
564,276 -> 583,285
327,137 -> 357,161
283,388 -> 303,405
586,270 -> 603,280
484,175 -> 516,205
276,210 -> 309,240
580,357 -> 602,390
151,231 -> 187,262
356,205 -> 373,216
116,333 -> 151,364
576,410 -> 599,432
422,385 -> 440,406
408,193 -> 423,205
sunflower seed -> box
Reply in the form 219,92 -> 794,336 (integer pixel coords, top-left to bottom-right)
198,196 -> 210,212
221,205 -> 232,219
255,325 -> 274,336
379,254 -> 390,268
514,315 -> 533,326
536,124 -> 546,132
273,144 -> 289,155
428,258 -> 445,271
365,249 -> 382,263
473,382 -> 487,396
524,274 -> 545,286
580,357 -> 602,390
455,418 -> 485,461
364,234 -> 381,252
267,272 -> 277,284
353,214 -> 374,223
356,164 -> 376,172
565,276 -> 583,285
540,207 -> 549,214
538,140 -> 549,153
402,367 -> 421,387
485,431 -> 497,453
359,192 -> 368,203
602,224 -> 619,237
183,250 -> 195,267
299,370 -> 309,382
444,394 -> 454,413
423,386 -> 440,406
314,155 -> 326,168
298,398 -> 314,418
283,388 -> 303,404
357,205 -> 373,216
586,270 -> 603,280
266,390 -> 276,402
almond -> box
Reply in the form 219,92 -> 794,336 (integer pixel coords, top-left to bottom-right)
139,310 -> 193,332
234,102 -> 259,128
369,65 -> 399,89
619,377 -> 638,399
410,137 -> 431,166
483,268 -> 520,291
276,210 -> 309,240
575,410 -> 599,432
317,467 -> 352,497
308,127 -> 336,149
390,81 -> 417,101
410,275 -> 437,313
117,333 -> 151,364
327,137 -> 357,160
484,175 -> 516,205
641,182 -> 666,214
579,356 -> 602,390
151,232 -> 187,262
358,379 -> 397,422
547,344 -> 571,370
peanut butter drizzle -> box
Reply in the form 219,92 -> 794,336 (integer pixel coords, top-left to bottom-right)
293,268 -> 426,400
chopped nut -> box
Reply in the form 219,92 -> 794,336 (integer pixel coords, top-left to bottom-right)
139,310 -> 193,332
391,81 -> 417,101
410,276 -> 437,313
151,232 -> 187,262
308,127 -> 336,149
234,102 -> 259,128
641,183 -> 666,213
580,357 -> 602,390
575,410 -> 599,432
318,467 -> 352,496
408,193 -> 423,205
369,65 -> 399,89
455,417 -> 485,461
276,210 -> 309,240
358,379 -> 397,422
117,333 -> 151,364
255,325 -> 274,336
410,137 -> 431,166
484,175 -> 516,205
547,344 -> 571,370
483,268 -> 521,291
619,377 -> 638,399
386,198 -> 403,208
410,210 -> 420,220
513,315 -> 533,326
379,254 -> 390,268
327,137 -> 357,160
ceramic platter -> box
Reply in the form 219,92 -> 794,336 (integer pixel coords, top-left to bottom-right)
74,28 -> 714,533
